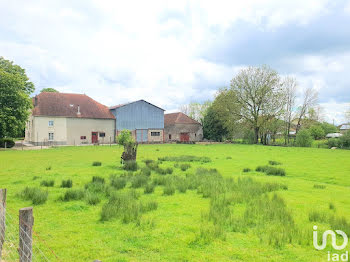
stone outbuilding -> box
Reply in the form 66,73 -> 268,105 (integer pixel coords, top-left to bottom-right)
25,92 -> 115,145
164,112 -> 203,142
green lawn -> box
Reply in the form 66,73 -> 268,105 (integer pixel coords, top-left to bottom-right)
1,144 -> 350,261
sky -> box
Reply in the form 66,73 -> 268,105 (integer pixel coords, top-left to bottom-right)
0,0 -> 349,124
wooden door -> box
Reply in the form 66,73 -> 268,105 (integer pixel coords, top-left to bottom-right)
91,132 -> 98,144
180,133 -> 189,142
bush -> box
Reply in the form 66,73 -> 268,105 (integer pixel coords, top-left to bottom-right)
309,125 -> 325,140
0,138 -> 15,148
124,161 -> 138,171
339,131 -> 350,148
19,187 -> 48,205
61,179 -> 73,188
242,168 -> 251,173
296,129 -> 313,147
256,166 -> 286,176
131,175 -> 149,188
62,189 -> 85,201
85,192 -> 101,205
180,163 -> 191,171
110,175 -> 127,190
268,160 -> 282,166
327,138 -> 340,148
92,161 -> 102,166
40,180 -> 54,187
144,183 -> 155,194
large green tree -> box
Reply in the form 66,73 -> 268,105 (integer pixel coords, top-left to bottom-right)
202,106 -> 229,141
0,57 -> 34,138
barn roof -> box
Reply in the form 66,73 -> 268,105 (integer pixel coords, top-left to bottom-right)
340,124 -> 350,130
164,112 -> 200,126
32,92 -> 115,119
109,99 -> 165,111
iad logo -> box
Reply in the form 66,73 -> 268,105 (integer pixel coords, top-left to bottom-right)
313,226 -> 349,261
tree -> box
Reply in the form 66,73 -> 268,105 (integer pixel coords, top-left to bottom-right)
180,101 -> 212,124
320,122 -> 338,135
117,130 -> 138,163
202,106 -> 228,141
40,88 -> 58,93
309,125 -> 325,140
283,77 -> 297,145
0,57 -> 34,138
229,66 -> 286,144
296,129 -> 313,147
295,87 -> 318,134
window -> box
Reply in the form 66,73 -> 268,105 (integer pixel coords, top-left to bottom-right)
151,132 -> 160,136
48,132 -> 54,141
80,136 -> 86,140
169,134 -> 172,139
99,132 -> 105,137
48,120 -> 54,127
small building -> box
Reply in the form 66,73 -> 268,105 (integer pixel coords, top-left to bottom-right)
339,124 -> 350,134
164,112 -> 203,142
25,92 -> 115,145
109,100 -> 164,143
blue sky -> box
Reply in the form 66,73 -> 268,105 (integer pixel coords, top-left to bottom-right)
0,0 -> 349,124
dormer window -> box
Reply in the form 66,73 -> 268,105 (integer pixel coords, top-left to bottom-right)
48,120 -> 54,126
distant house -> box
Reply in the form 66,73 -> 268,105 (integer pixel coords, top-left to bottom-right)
339,124 -> 350,134
109,100 -> 164,143
25,92 -> 115,145
164,112 -> 203,142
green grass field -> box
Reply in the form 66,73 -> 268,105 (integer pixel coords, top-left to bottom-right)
1,144 -> 350,261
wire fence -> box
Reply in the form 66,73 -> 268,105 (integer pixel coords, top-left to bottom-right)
0,189 -> 61,262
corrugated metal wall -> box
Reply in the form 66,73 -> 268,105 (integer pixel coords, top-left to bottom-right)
110,100 -> 164,131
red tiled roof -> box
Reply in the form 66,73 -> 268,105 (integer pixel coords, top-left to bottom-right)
164,112 -> 200,126
32,92 -> 115,119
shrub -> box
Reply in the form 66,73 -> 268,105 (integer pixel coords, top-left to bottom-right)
124,161 -> 138,171
339,131 -> 350,148
61,179 -> 73,188
180,163 -> 191,171
85,192 -> 101,205
144,183 -> 155,194
92,161 -> 102,166
0,138 -> 15,148
62,189 -> 85,201
296,129 -> 313,147
242,168 -> 251,173
131,175 -> 149,188
19,187 -> 48,205
110,175 -> 127,190
163,183 -> 175,196
309,125 -> 325,140
40,180 -> 54,187
327,138 -> 340,148
268,160 -> 282,166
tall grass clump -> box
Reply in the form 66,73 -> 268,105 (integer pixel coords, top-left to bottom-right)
110,175 -> 127,190
123,161 -> 138,171
131,174 -> 149,188
242,168 -> 251,173
158,155 -> 211,163
62,189 -> 85,201
144,183 -> 155,194
163,181 -> 176,196
19,187 -> 48,205
85,176 -> 106,193
256,166 -> 286,176
140,167 -> 151,177
40,180 -> 55,187
61,179 -> 73,188
92,161 -> 102,166
309,210 -> 329,223
269,160 -> 282,165
85,191 -> 101,205
313,184 -> 326,189
180,163 -> 191,171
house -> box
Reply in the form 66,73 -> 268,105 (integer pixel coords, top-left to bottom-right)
339,124 -> 350,134
164,112 -> 203,142
25,92 -> 115,145
109,100 -> 164,143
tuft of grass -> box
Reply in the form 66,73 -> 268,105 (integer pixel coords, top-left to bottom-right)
141,201 -> 158,212
46,166 -> 52,170
256,166 -> 286,176
92,161 -> 102,166
158,155 -> 211,163
40,180 -> 55,187
92,176 -> 105,184
226,156 -> 232,159
180,163 -> 191,171
85,191 -> 101,205
123,161 -> 138,171
329,202 -> 336,210
19,187 -> 48,205
269,160 -> 282,165
163,183 -> 176,196
32,176 -> 41,180
144,183 -> 155,194
140,167 -> 151,177
62,189 -> 85,201
85,177 -> 106,193
242,168 -> 251,173
131,175 -> 149,188
176,177 -> 188,193
110,175 -> 127,190
313,184 -> 326,189
309,210 -> 329,223
152,176 -> 167,186
61,179 -> 73,188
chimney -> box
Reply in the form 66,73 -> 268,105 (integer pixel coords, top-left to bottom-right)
77,105 -> 81,116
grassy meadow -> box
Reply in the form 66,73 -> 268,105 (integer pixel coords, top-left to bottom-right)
1,144 -> 350,261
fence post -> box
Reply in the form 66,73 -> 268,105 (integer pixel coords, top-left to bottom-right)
0,189 -> 7,260
19,207 -> 33,262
